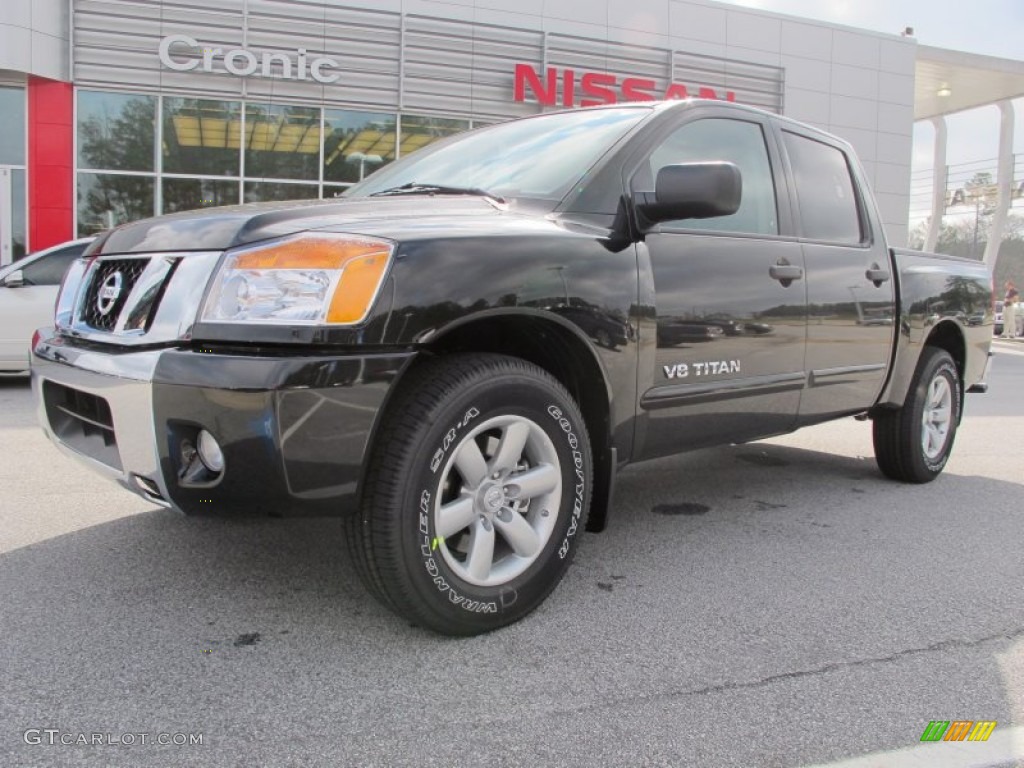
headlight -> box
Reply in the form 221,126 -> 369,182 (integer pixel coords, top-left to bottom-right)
200,233 -> 393,325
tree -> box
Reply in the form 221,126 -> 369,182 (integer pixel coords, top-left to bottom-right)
908,217 -> 978,253
909,212 -> 1024,293
958,172 -> 999,259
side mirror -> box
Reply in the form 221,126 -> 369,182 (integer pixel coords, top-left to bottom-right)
1,270 -> 25,288
637,162 -> 742,224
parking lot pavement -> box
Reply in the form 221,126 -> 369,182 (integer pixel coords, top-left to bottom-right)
1,348 -> 1022,768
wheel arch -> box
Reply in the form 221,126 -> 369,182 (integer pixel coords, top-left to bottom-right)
924,320 -> 966,379
923,320 -> 967,421
876,318 -> 966,416
411,309 -> 618,532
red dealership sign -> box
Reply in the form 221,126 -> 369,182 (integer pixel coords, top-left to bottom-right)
513,63 -> 736,107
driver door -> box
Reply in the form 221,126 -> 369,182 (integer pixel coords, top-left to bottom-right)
633,112 -> 808,459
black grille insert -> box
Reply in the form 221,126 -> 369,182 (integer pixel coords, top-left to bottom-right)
81,258 -> 149,331
42,381 -> 121,470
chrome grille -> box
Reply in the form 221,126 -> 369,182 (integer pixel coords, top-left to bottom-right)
80,258 -> 149,331
60,250 -> 222,346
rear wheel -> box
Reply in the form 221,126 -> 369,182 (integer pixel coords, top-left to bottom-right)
873,347 -> 960,483
346,353 -> 592,635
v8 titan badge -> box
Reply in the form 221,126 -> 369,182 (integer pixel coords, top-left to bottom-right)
96,271 -> 124,317
663,360 -> 741,379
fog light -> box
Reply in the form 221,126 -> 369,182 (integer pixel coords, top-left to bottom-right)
197,430 -> 225,473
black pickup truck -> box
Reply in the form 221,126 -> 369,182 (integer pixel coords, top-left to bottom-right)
32,101 -> 992,635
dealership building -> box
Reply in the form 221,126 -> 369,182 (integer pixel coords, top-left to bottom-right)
2,0 -> 1023,264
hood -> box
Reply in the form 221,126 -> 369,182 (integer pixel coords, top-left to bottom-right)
89,196 -> 528,255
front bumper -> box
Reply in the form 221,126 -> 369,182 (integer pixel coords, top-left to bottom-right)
32,328 -> 414,516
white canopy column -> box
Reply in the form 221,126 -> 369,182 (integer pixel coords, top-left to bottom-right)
924,116 -> 947,252
914,47 -> 1024,262
982,100 -> 1016,267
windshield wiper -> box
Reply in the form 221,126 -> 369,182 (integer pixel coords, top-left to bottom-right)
368,182 -> 504,203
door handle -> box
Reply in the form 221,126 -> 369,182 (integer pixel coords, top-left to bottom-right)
769,261 -> 803,287
866,264 -> 890,287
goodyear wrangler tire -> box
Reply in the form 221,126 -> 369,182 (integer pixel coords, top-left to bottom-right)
347,353 -> 592,636
872,347 -> 961,483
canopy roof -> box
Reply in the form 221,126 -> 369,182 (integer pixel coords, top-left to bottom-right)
915,45 -> 1024,120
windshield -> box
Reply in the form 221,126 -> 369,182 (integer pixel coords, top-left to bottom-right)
344,107 -> 650,204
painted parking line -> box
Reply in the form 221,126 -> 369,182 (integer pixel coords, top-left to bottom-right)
797,724 -> 1024,768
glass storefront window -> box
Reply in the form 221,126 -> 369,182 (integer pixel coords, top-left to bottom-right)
78,91 -> 157,172
69,90 -> 495,234
323,109 -> 396,183
11,169 -> 26,260
244,103 -> 320,181
163,178 -> 240,214
77,173 -> 154,235
399,115 -> 470,158
323,184 -> 349,199
163,98 -> 242,176
0,87 -> 26,166
243,181 -> 319,203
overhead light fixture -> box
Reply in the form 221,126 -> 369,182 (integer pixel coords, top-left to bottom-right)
937,85 -> 952,97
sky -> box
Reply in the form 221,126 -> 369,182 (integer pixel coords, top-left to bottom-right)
722,0 -> 1023,59
718,0 -> 1024,222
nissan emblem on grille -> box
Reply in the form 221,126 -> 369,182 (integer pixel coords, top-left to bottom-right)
96,272 -> 124,316
80,258 -> 153,332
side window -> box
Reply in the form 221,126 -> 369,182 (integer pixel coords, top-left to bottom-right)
783,132 -> 862,244
21,245 -> 86,286
637,118 -> 778,236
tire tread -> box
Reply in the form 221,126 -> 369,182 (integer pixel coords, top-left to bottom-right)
347,353 -> 588,634
872,346 -> 959,484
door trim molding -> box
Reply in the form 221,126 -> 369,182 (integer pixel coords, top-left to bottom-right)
809,362 -> 887,387
641,371 -> 807,410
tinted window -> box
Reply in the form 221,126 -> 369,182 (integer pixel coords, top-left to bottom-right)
245,103 -> 320,181
21,244 -> 88,286
77,173 -> 155,236
783,132 -> 862,244
399,115 -> 470,158
163,97 -> 242,176
163,178 -> 239,213
324,109 -> 397,183
639,118 -> 778,235
77,91 -> 157,172
244,181 -> 319,203
0,87 -> 25,165
11,169 -> 26,261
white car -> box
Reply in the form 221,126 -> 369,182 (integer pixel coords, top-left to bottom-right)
0,238 -> 94,371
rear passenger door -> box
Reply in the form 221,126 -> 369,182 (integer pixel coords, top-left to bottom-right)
634,110 -> 808,459
778,128 -> 896,424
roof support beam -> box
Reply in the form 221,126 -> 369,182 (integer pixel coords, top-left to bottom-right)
982,100 -> 1016,267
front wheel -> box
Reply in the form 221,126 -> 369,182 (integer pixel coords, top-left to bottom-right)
346,353 -> 592,635
872,347 -> 961,483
